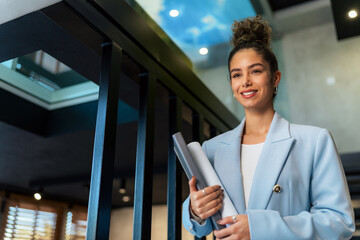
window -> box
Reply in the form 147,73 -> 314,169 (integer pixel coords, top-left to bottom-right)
0,195 -> 88,240
2,202 -> 57,240
64,210 -> 87,240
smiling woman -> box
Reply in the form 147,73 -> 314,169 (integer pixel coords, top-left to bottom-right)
229,49 -> 280,113
182,15 -> 355,240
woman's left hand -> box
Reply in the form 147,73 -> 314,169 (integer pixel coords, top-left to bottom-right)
214,215 -> 250,240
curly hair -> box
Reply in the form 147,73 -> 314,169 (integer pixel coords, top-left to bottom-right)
228,16 -> 278,79
231,15 -> 271,48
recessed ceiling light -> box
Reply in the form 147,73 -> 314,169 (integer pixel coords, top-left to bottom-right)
199,47 -> 209,55
122,196 -> 131,202
348,10 -> 358,19
34,193 -> 42,200
169,9 -> 179,17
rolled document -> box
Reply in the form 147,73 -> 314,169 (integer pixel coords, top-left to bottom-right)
187,142 -> 238,218
172,132 -> 225,230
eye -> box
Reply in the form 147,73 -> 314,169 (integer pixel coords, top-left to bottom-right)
232,73 -> 242,79
252,69 -> 262,74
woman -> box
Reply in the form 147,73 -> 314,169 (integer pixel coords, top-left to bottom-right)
182,16 -> 354,240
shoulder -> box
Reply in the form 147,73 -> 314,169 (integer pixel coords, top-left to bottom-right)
205,129 -> 233,145
289,122 -> 331,141
288,122 -> 336,157
202,126 -> 239,157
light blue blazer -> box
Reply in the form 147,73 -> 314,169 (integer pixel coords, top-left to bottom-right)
182,112 -> 354,239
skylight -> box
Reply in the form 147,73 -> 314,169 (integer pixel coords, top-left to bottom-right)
0,50 -> 99,110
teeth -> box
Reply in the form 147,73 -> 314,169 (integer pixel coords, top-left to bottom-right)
242,91 -> 256,96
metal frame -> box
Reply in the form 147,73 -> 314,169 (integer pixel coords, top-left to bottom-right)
192,111 -> 207,240
167,93 -> 183,240
86,41 -> 122,240
133,73 -> 157,240
64,0 -> 239,133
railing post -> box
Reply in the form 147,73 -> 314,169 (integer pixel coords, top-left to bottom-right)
167,94 -> 182,240
192,112 -> 206,240
192,112 -> 204,144
210,125 -> 218,138
86,41 -> 122,240
133,73 -> 156,240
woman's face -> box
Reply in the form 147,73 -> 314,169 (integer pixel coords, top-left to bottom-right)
229,48 -> 280,112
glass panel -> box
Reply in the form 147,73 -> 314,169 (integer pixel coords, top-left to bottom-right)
181,103 -> 193,200
181,103 -> 193,144
109,51 -> 141,240
204,120 -> 211,141
0,49 -> 101,240
150,82 -> 169,240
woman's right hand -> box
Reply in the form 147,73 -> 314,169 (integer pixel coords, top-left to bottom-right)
189,176 -> 224,220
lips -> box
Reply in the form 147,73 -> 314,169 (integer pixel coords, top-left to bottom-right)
240,90 -> 258,98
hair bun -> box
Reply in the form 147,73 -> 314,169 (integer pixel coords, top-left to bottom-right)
231,15 -> 272,48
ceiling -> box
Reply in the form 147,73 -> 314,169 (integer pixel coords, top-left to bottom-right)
0,0 -> 360,211
134,0 -> 360,70
330,0 -> 360,40
134,0 -> 342,66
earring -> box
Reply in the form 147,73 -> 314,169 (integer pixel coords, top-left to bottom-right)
233,94 -> 236,98
274,85 -> 278,95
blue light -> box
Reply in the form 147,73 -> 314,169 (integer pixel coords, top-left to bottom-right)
137,0 -> 256,62
159,0 -> 256,46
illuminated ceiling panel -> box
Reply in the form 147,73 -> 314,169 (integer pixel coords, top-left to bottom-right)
0,50 -> 99,110
135,0 -> 256,63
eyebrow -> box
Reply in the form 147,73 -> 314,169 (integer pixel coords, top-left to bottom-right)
230,63 -> 264,74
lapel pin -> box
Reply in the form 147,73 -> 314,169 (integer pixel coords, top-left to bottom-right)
273,184 -> 281,193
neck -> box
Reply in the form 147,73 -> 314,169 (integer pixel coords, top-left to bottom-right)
243,108 -> 275,136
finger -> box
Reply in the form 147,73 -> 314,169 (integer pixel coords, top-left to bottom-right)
201,188 -> 223,203
214,225 -> 232,239
203,185 -> 222,196
189,176 -> 198,193
196,193 -> 223,213
196,198 -> 223,219
193,189 -> 223,206
217,215 -> 236,225
192,186 -> 222,203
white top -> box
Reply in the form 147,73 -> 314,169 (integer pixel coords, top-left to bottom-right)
241,142 -> 264,208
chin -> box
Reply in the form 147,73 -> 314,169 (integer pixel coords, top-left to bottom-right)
241,101 -> 271,111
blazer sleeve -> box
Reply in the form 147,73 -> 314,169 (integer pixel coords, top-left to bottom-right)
182,140 -> 214,237
246,129 -> 355,240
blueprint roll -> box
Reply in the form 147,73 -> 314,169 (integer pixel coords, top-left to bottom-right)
187,142 -> 238,219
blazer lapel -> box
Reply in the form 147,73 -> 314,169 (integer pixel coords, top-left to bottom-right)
247,112 -> 294,210
214,118 -> 246,214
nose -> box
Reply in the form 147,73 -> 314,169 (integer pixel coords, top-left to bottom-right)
242,74 -> 252,87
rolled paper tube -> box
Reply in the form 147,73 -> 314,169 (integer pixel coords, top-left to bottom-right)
187,142 -> 238,218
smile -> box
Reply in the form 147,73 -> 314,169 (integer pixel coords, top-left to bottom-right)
240,90 -> 258,99
241,91 -> 257,96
